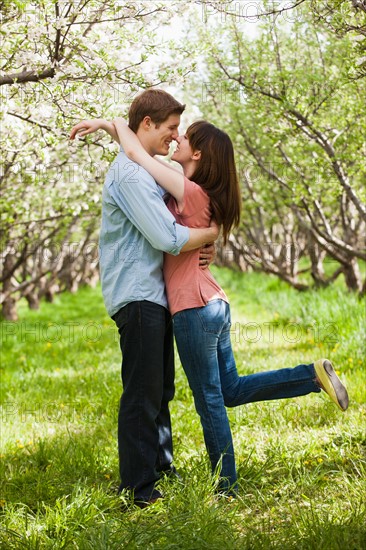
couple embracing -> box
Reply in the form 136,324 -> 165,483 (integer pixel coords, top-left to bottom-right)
70,89 -> 348,508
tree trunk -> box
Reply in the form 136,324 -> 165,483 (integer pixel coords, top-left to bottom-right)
361,277 -> 366,297
2,297 -> 18,321
343,258 -> 362,292
44,288 -> 56,302
25,291 -> 40,310
1,254 -> 18,320
308,236 -> 328,287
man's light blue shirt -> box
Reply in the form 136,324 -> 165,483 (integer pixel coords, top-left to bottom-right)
99,148 -> 189,317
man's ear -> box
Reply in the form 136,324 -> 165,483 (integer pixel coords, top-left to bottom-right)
141,116 -> 152,130
192,150 -> 201,160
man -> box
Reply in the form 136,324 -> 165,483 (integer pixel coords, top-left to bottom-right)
70,89 -> 218,506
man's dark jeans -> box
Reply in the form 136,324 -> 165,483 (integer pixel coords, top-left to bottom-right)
113,300 -> 175,501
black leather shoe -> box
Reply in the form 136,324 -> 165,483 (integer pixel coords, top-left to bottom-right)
134,488 -> 163,509
160,465 -> 183,482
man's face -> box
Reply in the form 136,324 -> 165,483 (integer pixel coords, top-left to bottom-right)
148,114 -> 180,156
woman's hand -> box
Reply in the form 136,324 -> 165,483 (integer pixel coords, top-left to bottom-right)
69,119 -> 107,140
70,119 -> 120,143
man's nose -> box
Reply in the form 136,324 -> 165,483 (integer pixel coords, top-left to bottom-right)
172,130 -> 179,140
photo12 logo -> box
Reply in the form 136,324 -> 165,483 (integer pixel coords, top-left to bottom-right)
230,321 -> 339,345
1,321 -> 118,345
201,1 -> 304,24
202,81 -> 246,104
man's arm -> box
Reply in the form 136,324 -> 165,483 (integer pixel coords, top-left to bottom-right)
109,160 -> 218,255
198,243 -> 216,269
71,121 -> 219,252
181,223 -> 218,252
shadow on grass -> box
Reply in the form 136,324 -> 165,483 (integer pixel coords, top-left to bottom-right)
0,424 -> 119,511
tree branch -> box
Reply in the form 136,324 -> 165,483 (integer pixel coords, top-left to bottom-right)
0,68 -> 56,86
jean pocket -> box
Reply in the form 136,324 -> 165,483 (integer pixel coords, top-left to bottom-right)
112,305 -> 129,329
196,301 -> 225,335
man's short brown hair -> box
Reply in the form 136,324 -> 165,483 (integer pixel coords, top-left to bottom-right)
128,89 -> 185,133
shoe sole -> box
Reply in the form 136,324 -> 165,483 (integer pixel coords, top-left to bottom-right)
314,359 -> 349,411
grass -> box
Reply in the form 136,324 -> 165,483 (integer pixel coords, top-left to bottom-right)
1,268 -> 365,549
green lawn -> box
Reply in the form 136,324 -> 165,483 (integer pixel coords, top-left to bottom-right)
1,268 -> 365,549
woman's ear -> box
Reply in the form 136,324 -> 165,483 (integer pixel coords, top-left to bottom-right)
191,150 -> 201,160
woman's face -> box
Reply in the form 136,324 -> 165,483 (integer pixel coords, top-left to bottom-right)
171,133 -> 194,164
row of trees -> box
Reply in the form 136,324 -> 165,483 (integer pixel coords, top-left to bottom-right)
1,0 -> 189,320
1,1 -> 365,320
187,0 -> 366,292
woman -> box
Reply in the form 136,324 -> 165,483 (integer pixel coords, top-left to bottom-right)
71,117 -> 349,495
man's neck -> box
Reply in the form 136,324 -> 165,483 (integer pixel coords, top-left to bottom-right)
135,129 -> 154,157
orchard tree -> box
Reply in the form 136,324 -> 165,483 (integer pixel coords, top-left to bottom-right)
199,0 -> 366,77
0,0 -> 191,319
185,1 -> 366,292
309,0 -> 366,78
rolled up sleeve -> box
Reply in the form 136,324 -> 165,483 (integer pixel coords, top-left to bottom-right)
108,159 -> 189,255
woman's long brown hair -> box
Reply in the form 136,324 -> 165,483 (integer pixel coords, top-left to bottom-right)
187,121 -> 241,244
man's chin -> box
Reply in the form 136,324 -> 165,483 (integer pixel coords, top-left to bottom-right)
157,148 -> 170,157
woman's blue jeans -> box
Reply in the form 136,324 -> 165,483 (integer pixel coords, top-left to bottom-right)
173,299 -> 320,494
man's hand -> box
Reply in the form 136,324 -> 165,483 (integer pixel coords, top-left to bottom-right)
199,220 -> 219,269
209,219 -> 220,241
69,119 -> 106,140
199,243 -> 216,269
